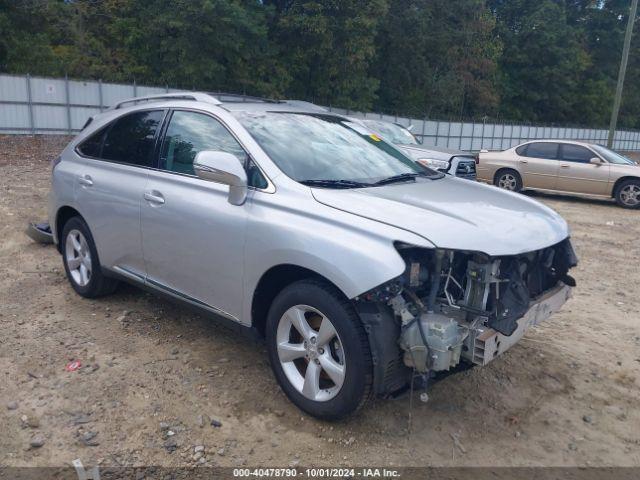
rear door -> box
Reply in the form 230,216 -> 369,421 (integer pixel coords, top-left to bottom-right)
74,109 -> 165,279
518,142 -> 560,190
555,143 -> 610,195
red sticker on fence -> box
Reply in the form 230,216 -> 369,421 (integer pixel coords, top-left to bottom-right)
65,360 -> 81,372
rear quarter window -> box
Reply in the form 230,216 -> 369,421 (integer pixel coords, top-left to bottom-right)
77,127 -> 108,158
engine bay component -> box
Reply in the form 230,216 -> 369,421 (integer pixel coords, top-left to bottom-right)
382,239 -> 577,377
400,313 -> 466,372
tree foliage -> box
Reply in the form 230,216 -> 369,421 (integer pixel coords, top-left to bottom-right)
1,0 -> 639,127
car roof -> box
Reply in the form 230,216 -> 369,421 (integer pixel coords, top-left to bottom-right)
107,91 -> 331,115
518,139 -> 598,149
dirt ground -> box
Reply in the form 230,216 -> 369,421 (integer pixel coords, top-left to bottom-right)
1,135 -> 639,469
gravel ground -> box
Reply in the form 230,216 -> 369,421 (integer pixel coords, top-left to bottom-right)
1,135 -> 639,469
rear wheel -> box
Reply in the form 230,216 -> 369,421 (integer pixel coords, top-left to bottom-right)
61,216 -> 119,298
265,280 -> 373,420
494,169 -> 523,192
615,179 -> 640,209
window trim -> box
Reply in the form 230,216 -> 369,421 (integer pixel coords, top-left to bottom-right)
521,142 -> 560,160
75,108 -> 168,170
559,143 -> 603,164
154,107 -> 275,193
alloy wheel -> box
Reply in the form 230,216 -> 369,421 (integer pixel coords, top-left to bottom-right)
498,173 -> 518,190
65,229 -> 92,286
276,305 -> 346,402
620,184 -> 640,207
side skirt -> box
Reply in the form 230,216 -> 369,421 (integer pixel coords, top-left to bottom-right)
104,266 -> 262,342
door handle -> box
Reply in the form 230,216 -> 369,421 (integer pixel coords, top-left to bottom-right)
78,175 -> 93,187
519,159 -> 528,164
143,191 -> 165,205
560,164 -> 570,168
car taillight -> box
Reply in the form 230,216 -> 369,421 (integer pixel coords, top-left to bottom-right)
51,155 -> 62,172
474,154 -> 480,165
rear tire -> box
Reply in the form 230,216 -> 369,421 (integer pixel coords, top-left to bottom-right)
61,216 -> 119,298
494,169 -> 523,192
614,179 -> 640,209
265,279 -> 373,420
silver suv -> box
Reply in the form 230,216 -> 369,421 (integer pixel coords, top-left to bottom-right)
49,93 -> 577,419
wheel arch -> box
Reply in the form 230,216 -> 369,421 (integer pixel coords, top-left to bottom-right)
611,176 -> 640,198
250,264 -> 348,338
55,205 -> 84,253
493,166 -> 522,183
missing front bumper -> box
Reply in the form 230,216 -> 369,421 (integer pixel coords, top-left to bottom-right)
465,282 -> 573,366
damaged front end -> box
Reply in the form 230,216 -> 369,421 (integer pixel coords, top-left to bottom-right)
355,238 -> 577,396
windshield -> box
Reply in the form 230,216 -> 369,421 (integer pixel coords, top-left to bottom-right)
362,120 -> 419,145
591,145 -> 636,165
234,112 -> 436,185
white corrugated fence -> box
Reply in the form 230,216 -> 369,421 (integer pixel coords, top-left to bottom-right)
1,73 -> 639,151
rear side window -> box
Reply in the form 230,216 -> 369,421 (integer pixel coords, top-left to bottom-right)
524,142 -> 559,160
160,110 -> 247,175
101,110 -> 165,167
560,144 -> 593,163
515,144 -> 528,156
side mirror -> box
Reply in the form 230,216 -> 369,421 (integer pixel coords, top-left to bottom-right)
193,150 -> 248,206
589,157 -> 604,166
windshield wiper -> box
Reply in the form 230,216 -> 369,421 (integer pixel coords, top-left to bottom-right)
374,172 -> 421,186
299,179 -> 373,189
375,171 -> 445,186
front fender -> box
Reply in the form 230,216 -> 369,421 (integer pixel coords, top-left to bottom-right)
241,190 -> 434,325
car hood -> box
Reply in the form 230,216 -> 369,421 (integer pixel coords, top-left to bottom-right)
311,177 -> 569,256
400,145 -> 471,161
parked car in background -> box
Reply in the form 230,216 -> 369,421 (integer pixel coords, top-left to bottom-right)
478,140 -> 640,208
49,93 -> 576,419
361,119 -> 477,180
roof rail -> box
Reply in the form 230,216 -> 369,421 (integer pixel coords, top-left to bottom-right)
207,92 -> 281,104
111,92 -> 222,110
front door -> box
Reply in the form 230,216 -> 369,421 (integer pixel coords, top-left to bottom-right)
519,142 -> 560,190
555,143 -> 611,195
140,110 -> 251,321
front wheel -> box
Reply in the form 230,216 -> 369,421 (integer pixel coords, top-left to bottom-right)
494,169 -> 523,192
265,280 -> 373,420
615,179 -> 640,209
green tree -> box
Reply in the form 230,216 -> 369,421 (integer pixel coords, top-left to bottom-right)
372,0 -> 501,119
489,0 -> 594,123
266,0 -> 388,110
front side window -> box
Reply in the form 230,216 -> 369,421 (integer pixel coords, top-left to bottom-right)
160,111 -> 247,176
524,142 -> 559,160
101,110 -> 164,167
560,144 -> 593,163
234,112 -> 433,185
591,145 -> 636,165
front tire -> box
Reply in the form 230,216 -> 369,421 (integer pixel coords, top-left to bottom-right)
61,216 -> 119,298
265,280 -> 373,420
494,169 -> 523,192
614,179 -> 640,209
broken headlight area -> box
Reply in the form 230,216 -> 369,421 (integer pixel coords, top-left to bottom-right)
357,239 -> 577,378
